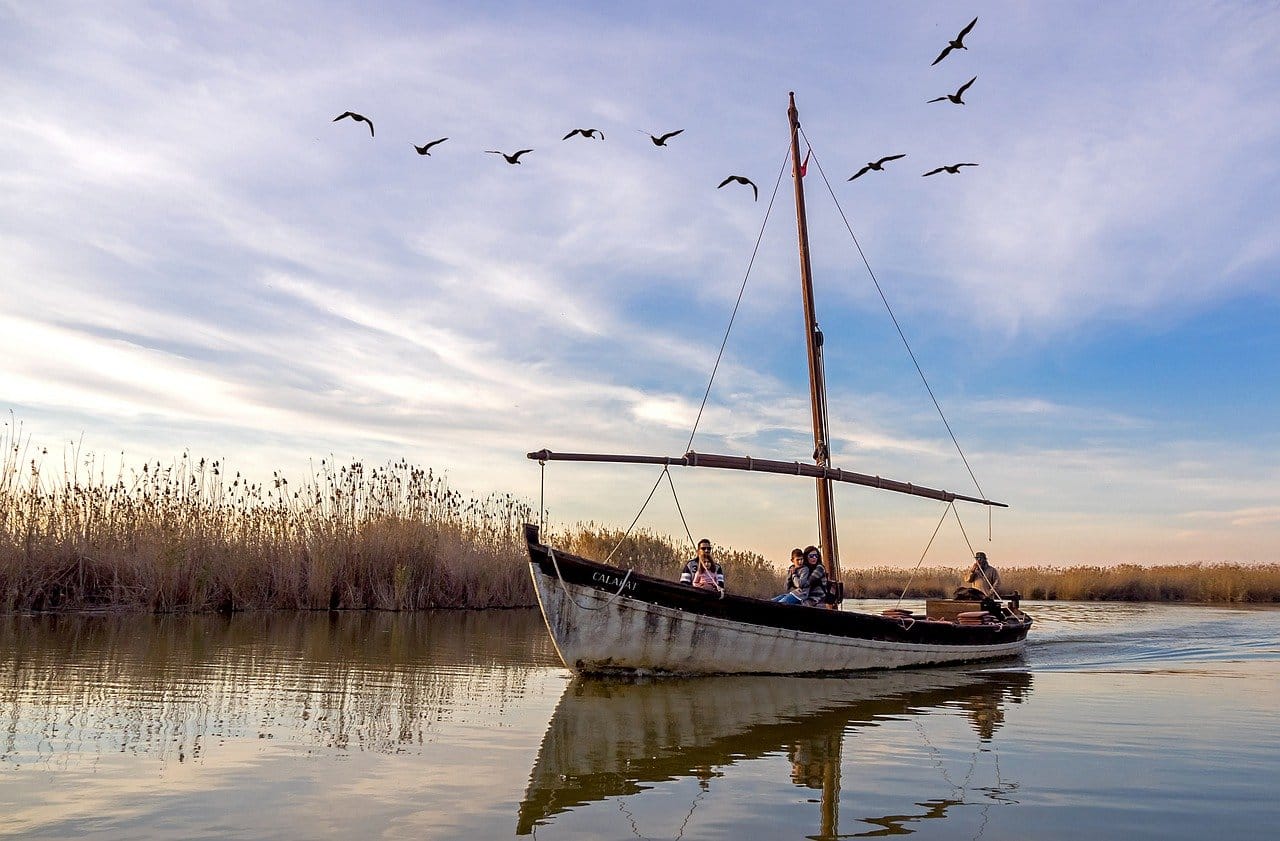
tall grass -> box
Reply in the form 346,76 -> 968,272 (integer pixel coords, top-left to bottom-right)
0,422 -> 538,611
0,423 -> 779,612
847,563 -> 1280,603
3,422 -> 1277,610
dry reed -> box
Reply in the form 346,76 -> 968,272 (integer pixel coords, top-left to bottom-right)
0,421 -> 538,611
0,422 -> 781,612
847,563 -> 1280,603
4,421 -> 1276,610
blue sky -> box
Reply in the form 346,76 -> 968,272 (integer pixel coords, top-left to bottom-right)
2,1 -> 1277,566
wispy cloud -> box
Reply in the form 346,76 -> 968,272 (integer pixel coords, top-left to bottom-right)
1,2 -> 1277,563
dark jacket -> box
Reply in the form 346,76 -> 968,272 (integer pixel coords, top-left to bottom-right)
801,562 -> 828,606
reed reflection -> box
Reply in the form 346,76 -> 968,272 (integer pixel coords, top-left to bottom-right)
517,668 -> 1032,838
0,610 -> 557,766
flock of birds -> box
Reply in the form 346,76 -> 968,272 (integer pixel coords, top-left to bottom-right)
331,16 -> 983,201
848,15 -> 981,182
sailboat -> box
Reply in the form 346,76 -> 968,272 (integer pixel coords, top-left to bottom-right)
523,93 -> 1031,675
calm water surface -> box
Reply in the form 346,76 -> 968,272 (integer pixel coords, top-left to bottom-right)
2,601 -> 1277,839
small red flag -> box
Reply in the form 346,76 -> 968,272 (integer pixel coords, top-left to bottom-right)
800,148 -> 812,177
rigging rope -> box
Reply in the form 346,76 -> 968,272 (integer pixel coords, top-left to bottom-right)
664,468 -> 697,550
685,146 -> 792,452
578,148 -> 789,572
603,467 -> 671,563
798,127 -> 991,511
950,504 -> 1003,600
895,501 -> 954,607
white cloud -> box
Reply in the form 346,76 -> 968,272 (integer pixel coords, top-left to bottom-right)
1,2 -> 1277,563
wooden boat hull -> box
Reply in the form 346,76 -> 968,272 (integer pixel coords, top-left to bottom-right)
525,524 -> 1030,675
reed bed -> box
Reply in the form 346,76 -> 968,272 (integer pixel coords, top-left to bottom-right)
3,424 -> 1276,610
847,563 -> 1280,603
0,424 -> 540,611
0,423 -> 779,611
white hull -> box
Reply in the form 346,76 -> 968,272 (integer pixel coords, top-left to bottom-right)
530,562 -> 1026,675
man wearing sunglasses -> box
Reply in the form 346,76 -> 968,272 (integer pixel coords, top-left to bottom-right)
680,539 -> 725,592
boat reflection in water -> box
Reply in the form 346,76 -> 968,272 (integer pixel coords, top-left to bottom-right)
517,668 -> 1031,838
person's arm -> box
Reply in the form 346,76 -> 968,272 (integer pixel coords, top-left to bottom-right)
680,560 -> 694,585
808,566 -> 827,603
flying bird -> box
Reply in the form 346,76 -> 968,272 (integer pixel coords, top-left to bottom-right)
922,163 -> 979,176
717,175 -> 758,201
848,154 -> 906,181
931,16 -> 978,66
413,137 -> 448,155
563,128 -> 604,140
332,111 -> 374,137
639,129 -> 684,146
928,76 -> 977,105
486,149 -> 533,164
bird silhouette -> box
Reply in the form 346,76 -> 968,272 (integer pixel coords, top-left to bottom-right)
928,76 -> 977,105
717,175 -> 758,201
333,111 -> 374,137
639,129 -> 684,146
563,128 -> 604,140
413,137 -> 448,155
848,154 -> 906,181
486,149 -> 533,164
931,16 -> 978,66
922,163 -> 979,176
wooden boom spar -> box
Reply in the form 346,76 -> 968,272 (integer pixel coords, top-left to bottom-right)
527,449 -> 1007,508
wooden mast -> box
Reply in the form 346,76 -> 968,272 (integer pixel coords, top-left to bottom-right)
788,92 -> 841,589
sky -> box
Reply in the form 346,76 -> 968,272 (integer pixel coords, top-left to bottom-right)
2,1 -> 1277,567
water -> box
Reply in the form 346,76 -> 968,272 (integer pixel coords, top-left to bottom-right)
2,602 -> 1277,839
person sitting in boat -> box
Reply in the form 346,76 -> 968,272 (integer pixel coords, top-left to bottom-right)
771,548 -> 807,604
800,545 -> 829,606
959,551 -> 1000,598
680,539 -> 725,591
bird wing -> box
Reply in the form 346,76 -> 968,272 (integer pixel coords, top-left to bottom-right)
427,137 -> 447,149
366,120 -> 375,137
748,180 -> 758,201
958,163 -> 979,167
593,129 -> 604,139
513,149 -> 533,160
333,112 -> 354,121
658,129 -> 684,142
957,76 -> 977,96
957,16 -> 978,41
717,176 -> 734,188
922,167 -> 945,177
485,150 -> 501,154
562,130 -> 578,140
879,154 -> 906,164
931,45 -> 953,66
848,165 -> 872,181
927,96 -> 947,103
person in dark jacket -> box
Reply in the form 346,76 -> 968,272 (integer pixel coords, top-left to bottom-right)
679,538 -> 725,591
774,546 -> 827,606
799,545 -> 828,606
